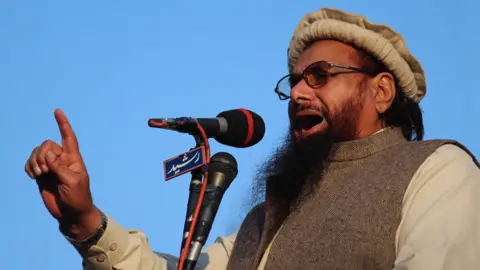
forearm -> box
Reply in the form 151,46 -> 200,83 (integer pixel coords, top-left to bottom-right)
64,214 -> 169,270
63,213 -> 235,270
81,227 -> 167,270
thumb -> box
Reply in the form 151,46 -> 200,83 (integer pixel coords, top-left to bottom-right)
46,151 -> 73,183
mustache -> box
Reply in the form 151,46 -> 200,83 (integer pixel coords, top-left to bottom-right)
292,102 -> 322,112
291,102 -> 332,122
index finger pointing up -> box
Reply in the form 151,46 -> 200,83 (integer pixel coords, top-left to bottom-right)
54,108 -> 79,153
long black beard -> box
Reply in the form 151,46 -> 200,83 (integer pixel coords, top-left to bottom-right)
248,89 -> 365,230
249,129 -> 334,229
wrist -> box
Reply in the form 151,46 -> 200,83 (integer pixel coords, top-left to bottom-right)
60,209 -> 108,249
60,207 -> 102,240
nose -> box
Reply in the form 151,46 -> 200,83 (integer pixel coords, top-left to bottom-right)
290,79 -> 315,104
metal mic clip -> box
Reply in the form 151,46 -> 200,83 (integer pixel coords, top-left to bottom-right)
148,117 -> 196,129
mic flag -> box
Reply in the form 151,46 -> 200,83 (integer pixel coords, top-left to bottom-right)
163,146 -> 207,181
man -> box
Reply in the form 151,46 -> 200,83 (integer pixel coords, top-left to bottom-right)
25,7 -> 480,270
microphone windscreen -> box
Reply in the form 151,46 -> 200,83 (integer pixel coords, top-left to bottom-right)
208,152 -> 238,190
215,109 -> 265,148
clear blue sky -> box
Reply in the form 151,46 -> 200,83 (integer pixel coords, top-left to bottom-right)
2,0 -> 479,269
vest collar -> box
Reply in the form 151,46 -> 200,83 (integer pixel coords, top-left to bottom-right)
328,127 -> 406,162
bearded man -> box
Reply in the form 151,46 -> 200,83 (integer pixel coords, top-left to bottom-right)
25,7 -> 480,270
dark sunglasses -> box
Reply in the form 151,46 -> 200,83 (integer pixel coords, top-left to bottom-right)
274,60 -> 370,100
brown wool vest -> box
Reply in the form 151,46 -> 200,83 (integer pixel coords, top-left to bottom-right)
226,128 -> 478,270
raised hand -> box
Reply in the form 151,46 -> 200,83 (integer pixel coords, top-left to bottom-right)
25,109 -> 101,239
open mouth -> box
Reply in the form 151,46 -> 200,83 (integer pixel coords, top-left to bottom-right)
294,114 -> 324,131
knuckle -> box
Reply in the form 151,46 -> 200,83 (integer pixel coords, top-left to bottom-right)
46,140 -> 62,152
41,140 -> 53,148
38,141 -> 55,156
29,154 -> 38,165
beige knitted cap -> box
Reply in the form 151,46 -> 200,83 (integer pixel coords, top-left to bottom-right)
288,8 -> 426,103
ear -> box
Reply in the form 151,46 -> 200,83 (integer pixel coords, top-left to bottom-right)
372,72 -> 396,114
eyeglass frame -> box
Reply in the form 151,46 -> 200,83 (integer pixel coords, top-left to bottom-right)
274,60 -> 372,100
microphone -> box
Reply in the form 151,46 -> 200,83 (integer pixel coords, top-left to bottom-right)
148,108 -> 265,148
184,152 -> 238,270
179,171 -> 203,255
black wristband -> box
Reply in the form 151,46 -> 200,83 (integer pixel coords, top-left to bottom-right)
61,211 -> 108,249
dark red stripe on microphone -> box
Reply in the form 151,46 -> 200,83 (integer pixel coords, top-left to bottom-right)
239,108 -> 254,147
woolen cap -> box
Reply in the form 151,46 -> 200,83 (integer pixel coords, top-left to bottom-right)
288,8 -> 426,103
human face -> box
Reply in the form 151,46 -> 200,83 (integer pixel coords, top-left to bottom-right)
284,40 -> 372,142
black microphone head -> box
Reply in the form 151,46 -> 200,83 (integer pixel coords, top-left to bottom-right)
208,152 -> 238,190
215,109 -> 265,148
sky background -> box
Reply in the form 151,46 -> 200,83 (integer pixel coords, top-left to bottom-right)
1,0 -> 479,269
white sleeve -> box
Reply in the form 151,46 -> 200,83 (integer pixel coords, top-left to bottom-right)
394,144 -> 480,269
74,215 -> 236,270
